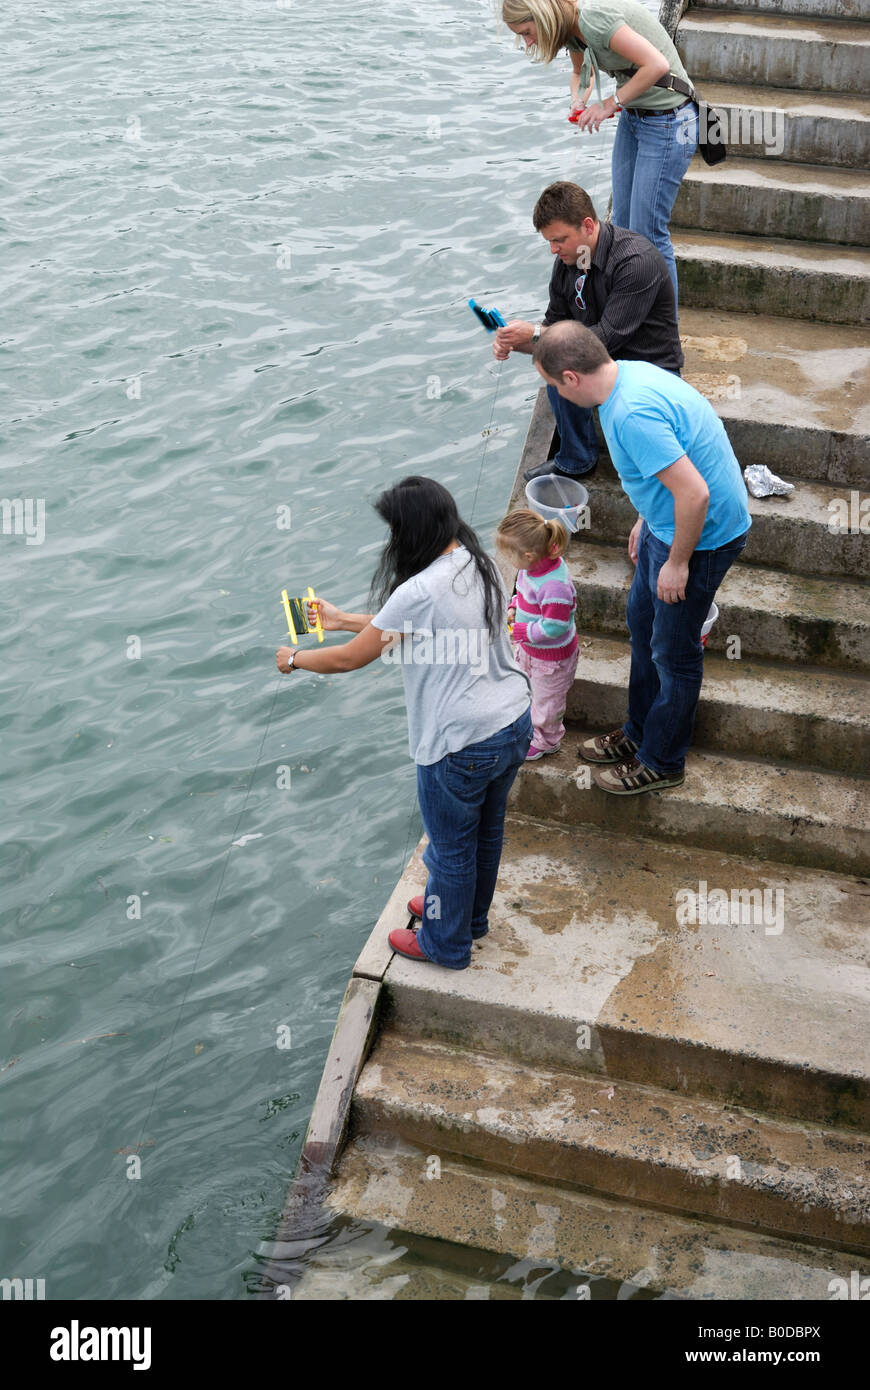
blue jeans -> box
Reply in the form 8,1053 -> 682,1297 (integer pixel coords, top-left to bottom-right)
415,707 -> 533,969
547,385 -> 598,475
611,102 -> 698,303
624,523 -> 747,775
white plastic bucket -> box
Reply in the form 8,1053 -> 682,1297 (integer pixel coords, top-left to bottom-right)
700,601 -> 719,648
524,474 -> 589,534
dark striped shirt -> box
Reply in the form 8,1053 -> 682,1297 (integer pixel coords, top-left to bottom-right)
542,221 -> 684,374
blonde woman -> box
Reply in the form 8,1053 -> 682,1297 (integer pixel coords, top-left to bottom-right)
502,0 -> 698,300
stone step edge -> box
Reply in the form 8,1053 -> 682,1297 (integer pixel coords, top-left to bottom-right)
331,1134 -> 864,1298
682,155 -> 870,190
566,631 -> 870,739
512,742 -> 870,879
575,470 -> 870,577
384,810 -> 870,1131
353,1035 -> 870,1254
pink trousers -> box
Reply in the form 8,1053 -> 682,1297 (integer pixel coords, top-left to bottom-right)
514,644 -> 579,752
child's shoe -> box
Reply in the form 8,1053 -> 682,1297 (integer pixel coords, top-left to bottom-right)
526,742 -> 561,761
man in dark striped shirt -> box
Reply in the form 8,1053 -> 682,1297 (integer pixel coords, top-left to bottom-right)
494,181 -> 683,481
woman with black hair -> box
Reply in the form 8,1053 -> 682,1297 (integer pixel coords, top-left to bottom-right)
275,476 -> 532,970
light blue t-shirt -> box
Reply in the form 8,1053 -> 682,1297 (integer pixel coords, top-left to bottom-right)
598,360 -> 752,550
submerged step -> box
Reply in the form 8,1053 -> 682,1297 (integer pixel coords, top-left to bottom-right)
331,1135 -> 864,1299
693,81 -> 870,169
566,633 -> 870,775
382,818 -> 870,1128
675,157 -> 870,247
677,12 -> 869,94
568,541 -> 870,671
352,1034 -> 870,1252
512,734 -> 869,876
674,229 -> 870,324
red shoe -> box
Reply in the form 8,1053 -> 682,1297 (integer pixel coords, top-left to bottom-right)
389,927 -> 432,963
407,894 -> 424,919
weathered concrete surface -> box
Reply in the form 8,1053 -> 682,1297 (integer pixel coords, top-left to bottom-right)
567,541 -> 870,671
384,818 -> 870,1128
674,229 -> 870,324
693,81 -> 870,169
675,158 -> 870,246
679,309 -> 870,451
352,1034 -> 870,1250
583,463 -> 870,580
692,0 -> 870,20
329,1136 -> 865,1298
566,634 -> 870,774
678,13 -> 870,93
512,740 -> 870,875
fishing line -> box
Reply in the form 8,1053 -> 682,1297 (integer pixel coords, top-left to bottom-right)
469,358 -> 504,526
133,675 -> 283,1154
135,303 -> 511,1155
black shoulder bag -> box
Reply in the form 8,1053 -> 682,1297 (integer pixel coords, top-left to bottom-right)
623,67 -> 727,165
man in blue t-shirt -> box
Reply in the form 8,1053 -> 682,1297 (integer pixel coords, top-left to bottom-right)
533,320 -> 751,796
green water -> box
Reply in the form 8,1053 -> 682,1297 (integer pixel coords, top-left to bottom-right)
1,0 -> 620,1298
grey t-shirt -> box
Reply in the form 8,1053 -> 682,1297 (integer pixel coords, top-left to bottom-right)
372,546 -> 531,766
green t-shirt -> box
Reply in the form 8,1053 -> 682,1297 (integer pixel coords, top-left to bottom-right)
568,1 -> 692,111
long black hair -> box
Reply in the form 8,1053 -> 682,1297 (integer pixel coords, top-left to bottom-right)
369,476 -> 504,640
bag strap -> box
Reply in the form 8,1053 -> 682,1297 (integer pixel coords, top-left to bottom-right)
622,65 -> 697,101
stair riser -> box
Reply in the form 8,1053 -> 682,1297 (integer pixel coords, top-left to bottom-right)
676,253 -> 870,325
587,421 -> 868,490
695,105 -> 870,171
690,0 -> 870,22
566,675 -> 868,776
583,482 -> 870,580
678,30 -> 867,95
674,180 -> 870,248
510,763 -> 870,876
577,574 -> 870,672
720,419 -> 868,490
384,984 -> 870,1131
352,1095 -> 870,1254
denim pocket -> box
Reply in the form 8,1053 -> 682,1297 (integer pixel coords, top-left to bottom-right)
447,748 -> 500,776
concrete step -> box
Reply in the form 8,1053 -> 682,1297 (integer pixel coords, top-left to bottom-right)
382,818 -> 870,1128
582,464 -> 870,580
351,1034 -> 870,1252
567,541 -> 870,671
678,307 -> 870,489
512,734 -> 869,876
675,157 -> 870,248
566,633 -> 870,775
331,1135 -> 865,1298
516,315 -> 870,487
677,12 -> 869,94
692,0 -> 870,19
674,228 -> 870,324
695,81 -> 870,169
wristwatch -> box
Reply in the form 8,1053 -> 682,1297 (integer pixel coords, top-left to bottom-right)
285,648 -> 296,670
531,323 -> 542,344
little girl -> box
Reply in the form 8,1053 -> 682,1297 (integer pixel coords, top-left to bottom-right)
496,508 -> 579,761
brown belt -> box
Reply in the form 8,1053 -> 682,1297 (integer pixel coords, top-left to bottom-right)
628,97 -> 694,118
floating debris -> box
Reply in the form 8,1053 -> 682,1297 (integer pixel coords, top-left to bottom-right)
232,833 -> 264,848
